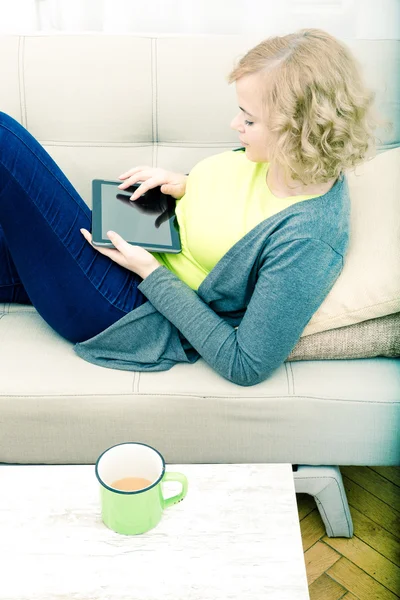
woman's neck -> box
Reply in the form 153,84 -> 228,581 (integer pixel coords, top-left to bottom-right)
266,163 -> 336,198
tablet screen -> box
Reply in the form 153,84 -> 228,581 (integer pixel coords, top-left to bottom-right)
92,180 -> 181,252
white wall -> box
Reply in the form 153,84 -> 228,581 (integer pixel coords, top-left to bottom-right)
0,0 -> 399,39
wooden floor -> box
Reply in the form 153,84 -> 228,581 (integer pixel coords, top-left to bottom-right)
296,466 -> 400,600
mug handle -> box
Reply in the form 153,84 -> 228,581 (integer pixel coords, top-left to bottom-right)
161,472 -> 188,508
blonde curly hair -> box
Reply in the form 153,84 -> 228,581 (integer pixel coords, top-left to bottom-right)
227,28 -> 392,188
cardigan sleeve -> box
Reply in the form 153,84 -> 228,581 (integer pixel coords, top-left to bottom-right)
138,238 -> 343,386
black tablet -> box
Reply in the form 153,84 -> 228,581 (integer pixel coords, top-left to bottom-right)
91,179 -> 181,253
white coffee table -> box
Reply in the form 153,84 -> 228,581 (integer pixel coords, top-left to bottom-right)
0,463 -> 309,599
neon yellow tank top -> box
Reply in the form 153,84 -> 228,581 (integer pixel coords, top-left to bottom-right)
151,150 -> 321,291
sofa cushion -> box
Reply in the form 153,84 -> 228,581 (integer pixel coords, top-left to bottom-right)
0,304 -> 399,466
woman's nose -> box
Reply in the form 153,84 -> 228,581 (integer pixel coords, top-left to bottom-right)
230,113 -> 243,132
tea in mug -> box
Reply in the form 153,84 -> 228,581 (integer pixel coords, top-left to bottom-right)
111,477 -> 153,492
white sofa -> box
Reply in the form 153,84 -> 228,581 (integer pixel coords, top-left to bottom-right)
0,33 -> 399,538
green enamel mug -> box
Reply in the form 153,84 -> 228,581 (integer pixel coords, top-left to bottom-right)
95,442 -> 188,535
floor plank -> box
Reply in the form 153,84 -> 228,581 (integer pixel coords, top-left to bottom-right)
300,508 -> 326,552
341,467 -> 400,510
299,468 -> 400,599
308,573 -> 346,600
323,534 -> 400,595
370,467 -> 400,488
297,492 -> 317,521
350,506 -> 400,566
343,476 -> 400,537
304,541 -> 341,585
327,557 -> 399,600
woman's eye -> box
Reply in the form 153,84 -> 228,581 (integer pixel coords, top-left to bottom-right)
244,120 -> 254,126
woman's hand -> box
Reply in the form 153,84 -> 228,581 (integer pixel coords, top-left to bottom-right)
118,166 -> 187,201
80,229 -> 160,280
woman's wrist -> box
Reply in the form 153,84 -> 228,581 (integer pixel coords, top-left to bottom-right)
138,261 -> 161,280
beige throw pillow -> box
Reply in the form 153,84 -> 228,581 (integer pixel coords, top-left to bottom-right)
302,147 -> 400,337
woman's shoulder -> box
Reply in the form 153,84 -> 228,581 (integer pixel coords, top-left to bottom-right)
192,148 -> 246,174
276,175 -> 350,255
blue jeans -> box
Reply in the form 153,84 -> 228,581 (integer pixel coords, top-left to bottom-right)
0,112 -> 147,343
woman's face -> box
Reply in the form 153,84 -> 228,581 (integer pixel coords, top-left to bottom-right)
230,73 -> 272,163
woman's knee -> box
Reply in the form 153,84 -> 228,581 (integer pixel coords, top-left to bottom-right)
0,111 -> 24,132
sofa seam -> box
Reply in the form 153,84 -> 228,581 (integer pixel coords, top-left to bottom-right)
38,141 -> 155,146
13,34 -> 398,41
17,37 -> 22,123
285,362 -> 295,395
314,495 -> 334,535
18,37 -> 27,128
131,372 -> 136,393
0,304 -> 33,312
152,38 -> 158,170
136,372 -> 141,393
0,393 -> 398,404
30,142 -> 240,148
154,38 -> 158,145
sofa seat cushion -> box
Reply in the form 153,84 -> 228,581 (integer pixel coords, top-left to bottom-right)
1,305 -> 399,466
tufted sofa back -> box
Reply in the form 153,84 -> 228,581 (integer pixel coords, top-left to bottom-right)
0,33 -> 398,207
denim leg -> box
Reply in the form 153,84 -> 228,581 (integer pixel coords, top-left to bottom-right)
0,223 -> 32,304
0,112 -> 147,343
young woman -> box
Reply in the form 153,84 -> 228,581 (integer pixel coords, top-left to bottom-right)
0,28 -> 385,385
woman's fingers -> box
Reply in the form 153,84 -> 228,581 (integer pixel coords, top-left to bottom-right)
80,228 -> 127,267
128,181 -> 157,200
117,167 -> 186,200
119,171 -> 163,199
118,165 -> 151,179
118,170 -> 154,192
